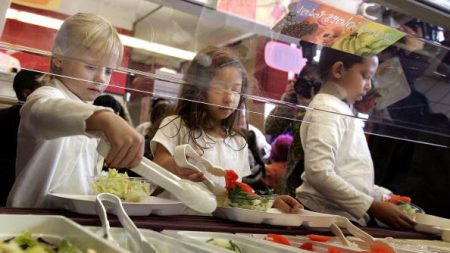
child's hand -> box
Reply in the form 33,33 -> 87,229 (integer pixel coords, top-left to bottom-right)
273,195 -> 303,213
87,110 -> 144,169
174,167 -> 205,182
153,143 -> 205,182
369,200 -> 415,230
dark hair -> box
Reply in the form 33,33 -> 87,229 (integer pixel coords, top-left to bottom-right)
13,69 -> 42,101
294,64 -> 321,99
161,46 -> 248,151
150,101 -> 173,125
318,47 -> 365,80
152,97 -> 167,108
93,95 -> 126,119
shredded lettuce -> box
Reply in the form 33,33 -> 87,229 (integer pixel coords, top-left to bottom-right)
91,169 -> 150,202
206,238 -> 241,252
0,232 -> 95,253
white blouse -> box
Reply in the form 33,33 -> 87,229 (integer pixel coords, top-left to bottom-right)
151,115 -> 251,187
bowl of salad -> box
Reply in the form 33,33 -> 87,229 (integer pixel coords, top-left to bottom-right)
218,170 -> 275,212
90,169 -> 155,202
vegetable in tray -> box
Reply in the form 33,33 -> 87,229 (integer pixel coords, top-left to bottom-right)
217,170 -> 274,212
0,231 -> 96,253
91,169 -> 151,202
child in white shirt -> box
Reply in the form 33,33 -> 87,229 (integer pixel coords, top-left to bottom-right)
152,47 -> 301,213
8,13 -> 144,208
297,47 -> 414,229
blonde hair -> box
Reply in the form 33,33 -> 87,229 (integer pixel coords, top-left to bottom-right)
41,13 -> 123,84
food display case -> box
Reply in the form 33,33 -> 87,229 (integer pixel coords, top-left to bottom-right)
0,0 -> 449,252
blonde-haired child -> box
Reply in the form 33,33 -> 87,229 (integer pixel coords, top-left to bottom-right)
7,13 -> 143,208
151,46 -> 301,213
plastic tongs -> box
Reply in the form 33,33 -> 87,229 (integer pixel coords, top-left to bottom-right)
174,144 -> 227,197
96,139 -> 217,214
333,216 -> 398,252
296,210 -> 397,252
95,193 -> 158,253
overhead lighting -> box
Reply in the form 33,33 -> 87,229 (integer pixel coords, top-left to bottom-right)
158,67 -> 177,74
119,35 -> 195,60
5,8 -> 196,60
6,8 -> 63,29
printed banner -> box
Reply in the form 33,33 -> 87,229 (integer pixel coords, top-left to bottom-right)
273,0 -> 405,56
12,0 -> 61,10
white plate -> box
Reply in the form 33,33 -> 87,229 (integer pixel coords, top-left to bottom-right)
0,214 -> 127,252
49,193 -> 187,216
213,207 -> 338,227
85,226 -> 226,253
162,230 -> 307,253
415,213 -> 450,242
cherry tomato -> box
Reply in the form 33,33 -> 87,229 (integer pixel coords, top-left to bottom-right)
225,170 -> 238,189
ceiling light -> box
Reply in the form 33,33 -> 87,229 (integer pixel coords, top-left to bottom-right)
159,67 -> 177,74
5,8 -> 196,60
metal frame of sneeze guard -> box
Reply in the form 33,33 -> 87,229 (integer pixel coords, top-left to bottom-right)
96,139 -> 217,214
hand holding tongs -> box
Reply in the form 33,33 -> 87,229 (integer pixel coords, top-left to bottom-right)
174,144 -> 227,197
97,139 -> 217,214
95,193 -> 158,253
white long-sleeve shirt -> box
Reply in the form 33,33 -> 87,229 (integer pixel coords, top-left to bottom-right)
7,79 -> 110,208
296,93 -> 391,226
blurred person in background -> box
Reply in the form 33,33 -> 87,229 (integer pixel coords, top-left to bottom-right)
144,99 -> 174,160
0,69 -> 42,206
136,97 -> 170,136
261,134 -> 293,190
264,63 -> 321,196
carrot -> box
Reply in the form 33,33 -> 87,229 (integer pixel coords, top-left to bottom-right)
388,195 -> 411,204
264,234 -> 291,245
307,234 -> 332,242
370,243 -> 396,253
328,247 -> 342,253
299,242 -> 313,251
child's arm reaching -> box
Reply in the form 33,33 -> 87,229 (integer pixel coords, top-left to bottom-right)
86,110 -> 144,169
368,201 -> 415,230
273,195 -> 303,213
153,143 -> 205,182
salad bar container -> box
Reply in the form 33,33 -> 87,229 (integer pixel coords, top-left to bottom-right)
0,214 -> 127,252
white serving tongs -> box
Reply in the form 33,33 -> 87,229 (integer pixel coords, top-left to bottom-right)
95,193 -> 158,253
174,144 -> 227,197
97,139 -> 216,214
333,216 -> 398,252
296,210 -> 398,252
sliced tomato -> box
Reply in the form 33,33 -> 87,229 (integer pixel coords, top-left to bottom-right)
235,182 -> 256,196
225,170 -> 238,189
328,247 -> 342,253
299,242 -> 313,251
264,234 -> 291,245
307,234 -> 332,242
